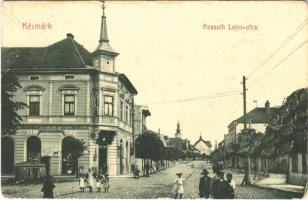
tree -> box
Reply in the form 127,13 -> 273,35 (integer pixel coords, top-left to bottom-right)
135,131 -> 164,161
237,128 -> 263,186
259,88 -> 307,176
210,147 -> 224,164
1,69 -> 27,135
62,137 -> 87,175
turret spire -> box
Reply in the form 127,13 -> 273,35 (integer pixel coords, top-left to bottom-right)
94,1 -> 118,55
99,1 -> 109,43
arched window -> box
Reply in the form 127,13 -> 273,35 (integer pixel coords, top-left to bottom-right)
27,136 -> 41,162
62,136 -> 79,175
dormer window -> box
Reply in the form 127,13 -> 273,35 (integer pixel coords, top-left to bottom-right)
65,75 -> 75,80
29,76 -> 39,80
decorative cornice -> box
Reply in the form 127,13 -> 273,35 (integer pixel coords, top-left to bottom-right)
23,85 -> 45,91
59,84 -> 80,91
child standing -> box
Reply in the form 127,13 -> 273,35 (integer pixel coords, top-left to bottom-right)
226,173 -> 236,199
173,173 -> 185,199
96,175 -> 102,192
103,173 -> 110,192
79,174 -> 86,193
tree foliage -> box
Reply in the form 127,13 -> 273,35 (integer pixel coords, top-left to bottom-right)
210,147 -> 224,163
261,88 -> 307,156
1,69 -> 27,135
237,129 -> 264,156
135,131 -> 164,161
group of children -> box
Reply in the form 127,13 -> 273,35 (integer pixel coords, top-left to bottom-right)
78,172 -> 110,193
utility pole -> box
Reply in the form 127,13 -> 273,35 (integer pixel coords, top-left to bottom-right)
243,76 -> 247,129
241,75 -> 251,186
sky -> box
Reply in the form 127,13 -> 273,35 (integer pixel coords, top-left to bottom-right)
1,1 -> 307,147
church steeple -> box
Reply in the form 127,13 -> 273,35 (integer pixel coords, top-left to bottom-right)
91,1 -> 118,73
175,121 -> 181,138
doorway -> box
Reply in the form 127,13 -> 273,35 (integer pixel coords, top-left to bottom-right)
98,145 -> 108,174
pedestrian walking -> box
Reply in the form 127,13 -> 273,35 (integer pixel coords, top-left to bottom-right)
79,173 -> 86,193
199,169 -> 211,198
226,173 -> 236,199
103,173 -> 110,192
41,175 -> 55,198
173,173 -> 185,199
212,171 -> 229,199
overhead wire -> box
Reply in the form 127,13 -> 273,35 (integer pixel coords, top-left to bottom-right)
249,38 -> 308,88
247,18 -> 308,79
142,90 -> 241,105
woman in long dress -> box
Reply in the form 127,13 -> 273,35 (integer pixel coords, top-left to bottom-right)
173,173 -> 185,199
87,168 -> 95,192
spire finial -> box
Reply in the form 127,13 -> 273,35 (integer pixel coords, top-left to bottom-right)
98,0 -> 109,43
102,0 -> 106,17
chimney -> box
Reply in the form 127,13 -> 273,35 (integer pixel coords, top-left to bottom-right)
66,33 -> 74,39
265,100 -> 270,112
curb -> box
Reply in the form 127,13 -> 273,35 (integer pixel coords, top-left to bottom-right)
254,184 -> 304,195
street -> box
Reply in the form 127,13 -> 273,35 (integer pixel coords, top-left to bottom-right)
1,161 -> 301,199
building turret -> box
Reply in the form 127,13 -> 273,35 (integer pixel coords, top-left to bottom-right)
91,1 -> 119,73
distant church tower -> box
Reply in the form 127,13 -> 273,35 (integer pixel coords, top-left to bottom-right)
175,121 -> 182,138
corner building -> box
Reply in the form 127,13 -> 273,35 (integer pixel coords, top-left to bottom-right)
1,4 -> 137,176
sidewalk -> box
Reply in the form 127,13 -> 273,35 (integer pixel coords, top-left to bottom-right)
223,168 -> 305,195
254,174 -> 304,194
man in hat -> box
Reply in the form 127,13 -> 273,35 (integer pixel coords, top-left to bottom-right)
212,171 -> 228,199
199,169 -> 211,198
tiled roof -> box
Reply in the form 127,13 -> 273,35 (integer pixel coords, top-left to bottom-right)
1,37 -> 92,70
234,107 -> 277,124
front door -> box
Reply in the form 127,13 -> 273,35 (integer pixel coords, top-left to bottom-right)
99,145 -> 107,174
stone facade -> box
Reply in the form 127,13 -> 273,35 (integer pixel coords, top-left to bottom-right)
1,3 -> 137,176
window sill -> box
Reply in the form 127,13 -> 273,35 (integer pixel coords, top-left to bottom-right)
62,117 -> 77,122
27,118 -> 42,123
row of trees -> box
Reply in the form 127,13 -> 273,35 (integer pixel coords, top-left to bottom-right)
135,131 -> 183,162
211,88 -> 307,185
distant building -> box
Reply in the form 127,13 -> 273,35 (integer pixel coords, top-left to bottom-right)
225,101 -> 276,148
224,101 -> 277,168
193,135 -> 212,156
134,105 -> 151,136
168,121 -> 184,153
227,101 -> 276,140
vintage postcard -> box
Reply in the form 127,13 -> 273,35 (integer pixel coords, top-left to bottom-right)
1,0 -> 307,199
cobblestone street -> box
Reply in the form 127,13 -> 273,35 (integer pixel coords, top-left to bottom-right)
1,161 -> 302,199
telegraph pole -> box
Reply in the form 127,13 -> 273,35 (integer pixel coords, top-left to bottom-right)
241,75 -> 251,186
243,76 -> 247,129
